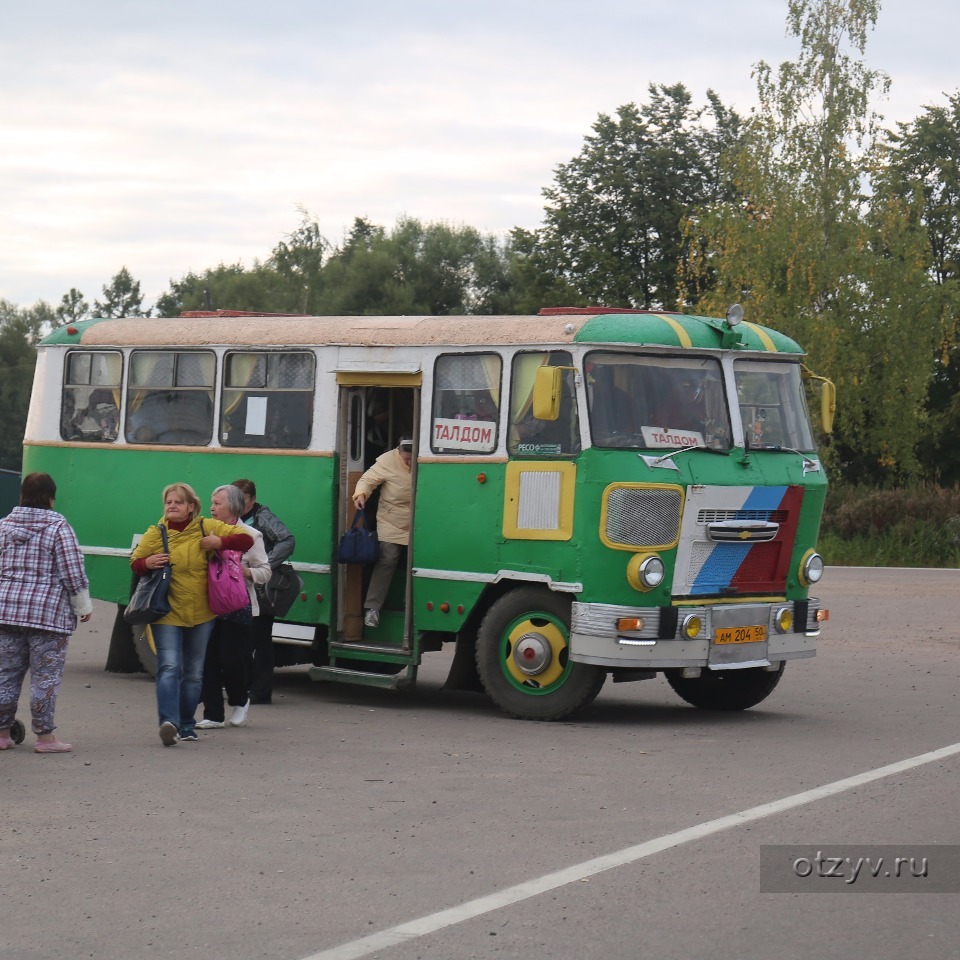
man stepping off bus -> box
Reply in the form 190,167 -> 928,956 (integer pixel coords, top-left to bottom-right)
352,438 -> 413,628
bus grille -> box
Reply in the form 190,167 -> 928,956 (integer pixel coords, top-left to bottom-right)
605,487 -> 682,548
697,508 -> 788,523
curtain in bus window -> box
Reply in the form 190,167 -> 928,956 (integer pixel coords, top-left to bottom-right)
61,350 -> 122,442
508,351 -> 580,457
733,360 -> 815,451
431,353 -> 501,454
220,351 -> 315,449
125,350 -> 215,445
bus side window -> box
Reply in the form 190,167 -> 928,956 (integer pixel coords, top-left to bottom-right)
125,350 -> 215,445
220,351 -> 315,449
61,350 -> 122,442
509,351 -> 580,457
431,353 -> 501,454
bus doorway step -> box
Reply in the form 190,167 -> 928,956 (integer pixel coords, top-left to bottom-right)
309,664 -> 417,690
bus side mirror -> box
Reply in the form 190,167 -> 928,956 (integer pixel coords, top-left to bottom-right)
532,366 -> 562,421
820,379 -> 836,434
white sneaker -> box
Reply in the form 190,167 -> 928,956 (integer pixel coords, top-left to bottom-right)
363,608 -> 380,627
196,718 -> 225,729
228,700 -> 250,726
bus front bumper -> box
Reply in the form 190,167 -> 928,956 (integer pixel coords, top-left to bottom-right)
569,600 -> 822,670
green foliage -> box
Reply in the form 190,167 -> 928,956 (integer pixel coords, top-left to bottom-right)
57,288 -> 89,324
154,262 -> 288,316
820,482 -> 960,566
0,300 -> 49,470
269,207 -> 331,313
681,0 -> 937,484
882,92 -> 960,484
536,85 -> 742,310
315,216 -> 516,315
93,267 -> 148,318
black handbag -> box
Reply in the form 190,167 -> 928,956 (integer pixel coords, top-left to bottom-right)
337,509 -> 379,565
257,563 -> 303,618
124,525 -> 173,625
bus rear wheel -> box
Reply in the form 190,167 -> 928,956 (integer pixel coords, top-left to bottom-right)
475,587 -> 605,721
665,663 -> 785,711
133,625 -> 158,677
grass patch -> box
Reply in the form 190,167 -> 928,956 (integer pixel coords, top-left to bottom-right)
820,484 -> 960,567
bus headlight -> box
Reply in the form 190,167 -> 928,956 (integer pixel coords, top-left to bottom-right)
627,554 -> 666,592
682,614 -> 702,639
800,550 -> 824,586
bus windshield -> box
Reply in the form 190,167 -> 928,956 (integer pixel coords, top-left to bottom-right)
586,352 -> 731,451
734,359 -> 816,451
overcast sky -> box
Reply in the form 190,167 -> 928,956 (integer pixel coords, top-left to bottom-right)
1,1 -> 956,311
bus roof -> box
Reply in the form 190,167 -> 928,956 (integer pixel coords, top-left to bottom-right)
41,310 -> 804,354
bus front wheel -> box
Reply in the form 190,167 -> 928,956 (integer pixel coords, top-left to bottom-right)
475,588 -> 605,721
665,663 -> 785,711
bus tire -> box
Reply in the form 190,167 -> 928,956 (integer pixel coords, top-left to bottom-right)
133,625 -> 158,678
475,587 -> 605,721
665,663 -> 785,711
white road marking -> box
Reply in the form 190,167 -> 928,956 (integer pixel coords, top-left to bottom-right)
300,740 -> 960,960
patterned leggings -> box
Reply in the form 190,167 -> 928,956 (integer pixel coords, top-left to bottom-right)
0,625 -> 69,735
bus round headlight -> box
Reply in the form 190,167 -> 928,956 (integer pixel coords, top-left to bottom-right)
627,553 -> 665,592
682,614 -> 702,639
801,551 -> 824,586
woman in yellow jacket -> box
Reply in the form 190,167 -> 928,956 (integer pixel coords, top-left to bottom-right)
131,482 -> 252,747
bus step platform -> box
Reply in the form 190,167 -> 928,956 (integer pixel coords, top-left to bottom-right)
308,664 -> 417,690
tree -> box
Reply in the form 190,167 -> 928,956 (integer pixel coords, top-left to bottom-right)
681,0 -> 936,483
882,93 -> 960,483
57,288 -> 89,324
0,300 -> 50,471
316,216 -> 515,315
535,84 -> 742,310
155,262 -> 287,317
94,267 -> 148,318
269,208 -> 330,314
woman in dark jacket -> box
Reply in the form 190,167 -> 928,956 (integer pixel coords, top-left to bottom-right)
231,479 -> 295,704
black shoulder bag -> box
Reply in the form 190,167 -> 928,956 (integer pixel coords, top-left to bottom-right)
124,525 -> 173,625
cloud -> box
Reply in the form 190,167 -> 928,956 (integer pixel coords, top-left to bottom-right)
1,0 -> 958,307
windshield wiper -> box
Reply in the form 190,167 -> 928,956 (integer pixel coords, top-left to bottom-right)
644,443 -> 729,467
761,444 -> 821,472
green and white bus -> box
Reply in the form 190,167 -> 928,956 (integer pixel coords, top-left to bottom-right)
23,305 -> 832,720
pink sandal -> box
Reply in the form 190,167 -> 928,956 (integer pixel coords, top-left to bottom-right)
0,734 -> 15,750
35,738 -> 72,754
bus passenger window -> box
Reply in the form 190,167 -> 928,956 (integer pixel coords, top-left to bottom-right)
431,353 -> 501,454
509,351 -> 580,457
220,351 -> 315,449
61,351 -> 122,442
125,350 -> 215,445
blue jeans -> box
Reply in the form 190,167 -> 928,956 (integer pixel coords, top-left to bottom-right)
152,620 -> 215,735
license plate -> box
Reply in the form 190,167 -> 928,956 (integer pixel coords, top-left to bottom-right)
714,625 -> 767,645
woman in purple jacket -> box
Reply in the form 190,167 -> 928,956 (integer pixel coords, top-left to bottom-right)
0,473 -> 92,754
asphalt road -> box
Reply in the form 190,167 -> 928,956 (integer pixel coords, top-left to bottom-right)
3,567 -> 959,960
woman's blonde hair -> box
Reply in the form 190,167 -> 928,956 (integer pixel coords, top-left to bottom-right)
162,482 -> 202,518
